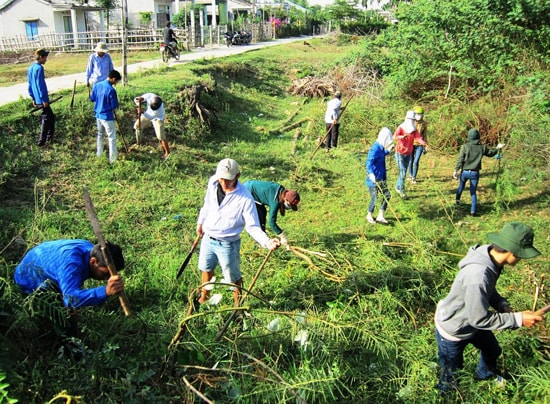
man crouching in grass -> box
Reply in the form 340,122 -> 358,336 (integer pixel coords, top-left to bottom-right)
434,222 -> 543,394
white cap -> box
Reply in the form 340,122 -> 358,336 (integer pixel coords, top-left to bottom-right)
216,158 -> 240,180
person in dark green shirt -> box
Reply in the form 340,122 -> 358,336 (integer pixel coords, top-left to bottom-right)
453,128 -> 504,215
243,180 -> 300,246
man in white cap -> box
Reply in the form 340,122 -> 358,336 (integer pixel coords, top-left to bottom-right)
86,42 -> 114,89
196,158 -> 280,306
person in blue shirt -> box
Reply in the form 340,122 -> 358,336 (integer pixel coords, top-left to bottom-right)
27,48 -> 55,146
85,42 -> 114,88
243,180 -> 300,246
14,239 -> 125,309
365,127 -> 394,224
196,159 -> 280,306
90,69 -> 121,163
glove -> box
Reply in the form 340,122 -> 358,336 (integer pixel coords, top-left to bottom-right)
368,173 -> 376,183
497,143 -> 505,149
453,171 -> 458,180
279,232 -> 288,246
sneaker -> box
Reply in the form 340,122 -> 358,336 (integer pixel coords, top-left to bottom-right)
455,200 -> 460,207
366,214 -> 376,224
376,217 -> 389,225
470,211 -> 476,216
494,375 -> 506,387
411,178 -> 417,185
395,187 -> 406,199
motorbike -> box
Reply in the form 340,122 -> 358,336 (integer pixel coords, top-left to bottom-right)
223,31 -> 252,47
160,41 -> 180,62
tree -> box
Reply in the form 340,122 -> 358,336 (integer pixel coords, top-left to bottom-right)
97,0 -> 119,30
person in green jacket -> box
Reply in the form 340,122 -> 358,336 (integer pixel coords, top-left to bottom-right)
453,128 -> 504,215
243,180 -> 300,246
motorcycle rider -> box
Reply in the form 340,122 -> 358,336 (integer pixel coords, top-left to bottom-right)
163,21 -> 178,56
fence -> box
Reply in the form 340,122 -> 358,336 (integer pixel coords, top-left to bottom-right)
0,22 -> 328,54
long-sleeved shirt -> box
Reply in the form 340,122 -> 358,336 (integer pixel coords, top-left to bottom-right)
435,244 -> 522,341
138,93 -> 165,120
198,176 -> 270,247
454,139 -> 499,171
85,52 -> 114,85
27,62 -> 49,104
14,240 -> 108,309
366,142 -> 390,186
394,124 -> 426,156
244,180 -> 285,235
90,79 -> 118,121
324,97 -> 342,124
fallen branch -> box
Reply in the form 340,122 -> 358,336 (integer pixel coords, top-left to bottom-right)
182,376 -> 213,404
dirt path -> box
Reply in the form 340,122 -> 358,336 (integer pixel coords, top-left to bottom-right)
0,36 -> 314,107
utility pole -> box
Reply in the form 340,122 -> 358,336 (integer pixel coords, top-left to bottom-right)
121,0 -> 128,85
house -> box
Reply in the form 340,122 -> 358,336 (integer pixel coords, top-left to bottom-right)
0,0 -> 105,44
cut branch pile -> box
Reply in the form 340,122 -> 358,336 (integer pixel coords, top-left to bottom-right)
177,83 -> 218,127
288,76 -> 336,98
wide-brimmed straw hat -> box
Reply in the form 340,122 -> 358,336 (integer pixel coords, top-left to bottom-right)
95,42 -> 109,53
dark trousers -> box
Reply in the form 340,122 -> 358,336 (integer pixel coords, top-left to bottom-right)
435,328 -> 501,392
254,203 -> 267,232
38,106 -> 56,145
325,123 -> 340,149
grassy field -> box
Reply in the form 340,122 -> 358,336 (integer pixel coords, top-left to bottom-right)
0,35 -> 548,403
0,49 -> 161,87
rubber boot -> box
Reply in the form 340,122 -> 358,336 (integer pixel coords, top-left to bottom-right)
198,271 -> 214,304
376,210 -> 389,224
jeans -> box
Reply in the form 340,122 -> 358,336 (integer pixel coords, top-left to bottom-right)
96,119 -> 117,163
435,328 -> 501,392
368,181 -> 390,213
407,145 -> 424,179
395,153 -> 411,192
198,236 -> 241,283
325,123 -> 340,149
456,170 -> 480,214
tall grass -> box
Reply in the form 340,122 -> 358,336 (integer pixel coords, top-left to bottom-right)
0,35 -> 548,403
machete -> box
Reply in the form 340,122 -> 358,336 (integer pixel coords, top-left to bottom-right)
83,186 -> 131,316
30,95 -> 63,114
176,234 -> 201,279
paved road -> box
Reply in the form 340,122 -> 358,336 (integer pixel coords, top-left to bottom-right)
0,36 -> 314,107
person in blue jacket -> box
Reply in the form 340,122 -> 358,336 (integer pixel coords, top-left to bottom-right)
90,69 -> 121,163
27,48 -> 55,146
14,239 -> 125,309
365,127 -> 394,224
244,180 -> 300,246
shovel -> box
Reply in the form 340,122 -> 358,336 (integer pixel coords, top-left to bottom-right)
135,98 -> 142,144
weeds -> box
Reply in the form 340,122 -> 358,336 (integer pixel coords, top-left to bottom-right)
0,36 -> 548,403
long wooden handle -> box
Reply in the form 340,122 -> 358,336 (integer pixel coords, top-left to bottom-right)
534,303 -> 550,316
83,186 -> 131,316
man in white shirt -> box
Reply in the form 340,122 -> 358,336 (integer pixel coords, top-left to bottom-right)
196,158 -> 280,306
134,93 -> 170,158
324,90 -> 343,153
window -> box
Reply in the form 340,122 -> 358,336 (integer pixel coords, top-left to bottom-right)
25,20 -> 39,41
